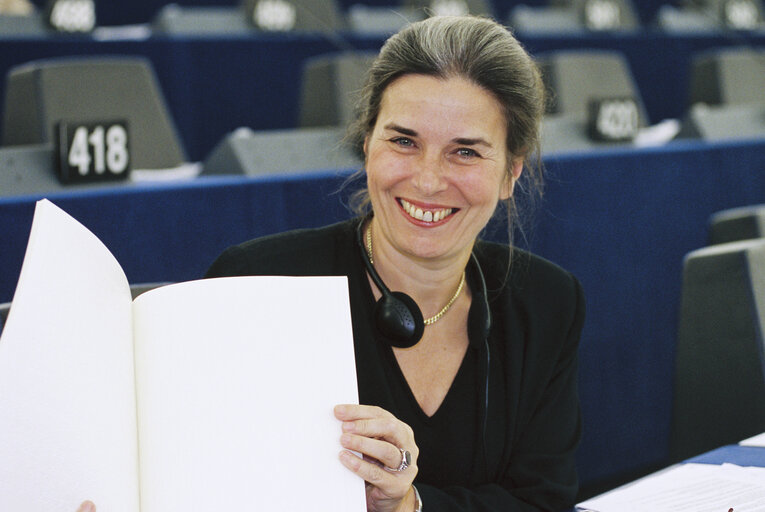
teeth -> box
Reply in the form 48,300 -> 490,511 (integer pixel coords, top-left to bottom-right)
400,199 -> 452,223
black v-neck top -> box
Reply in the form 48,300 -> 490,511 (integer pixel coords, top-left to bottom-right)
206,218 -> 585,512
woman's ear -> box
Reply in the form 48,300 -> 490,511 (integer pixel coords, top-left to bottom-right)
363,135 -> 369,159
500,158 -> 524,200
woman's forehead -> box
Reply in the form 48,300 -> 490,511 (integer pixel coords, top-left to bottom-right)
375,74 -> 507,141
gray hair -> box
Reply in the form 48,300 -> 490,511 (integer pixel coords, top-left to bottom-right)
347,15 -> 546,250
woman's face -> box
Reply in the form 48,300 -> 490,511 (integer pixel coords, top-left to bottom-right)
364,73 -> 522,265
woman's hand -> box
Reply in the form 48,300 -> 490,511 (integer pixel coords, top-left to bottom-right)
335,404 -> 419,512
77,501 -> 95,512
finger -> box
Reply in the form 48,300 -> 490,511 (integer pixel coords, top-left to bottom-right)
343,415 -> 415,450
77,501 -> 96,512
341,433 -> 413,471
339,450 -> 413,495
334,404 -> 392,421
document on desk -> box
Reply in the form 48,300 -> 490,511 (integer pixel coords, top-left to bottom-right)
740,432 -> 765,447
577,463 -> 765,512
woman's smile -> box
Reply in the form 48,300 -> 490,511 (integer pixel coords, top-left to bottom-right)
398,198 -> 456,225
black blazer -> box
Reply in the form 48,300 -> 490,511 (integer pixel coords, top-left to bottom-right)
206,218 -> 585,512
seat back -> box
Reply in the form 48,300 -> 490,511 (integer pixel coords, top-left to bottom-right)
671,239 -> 765,461
241,0 -> 344,32
709,204 -> 765,244
152,5 -> 252,36
402,0 -> 494,18
539,49 -> 647,123
202,126 -> 360,176
299,51 -> 376,129
689,48 -> 765,107
2,56 -> 187,170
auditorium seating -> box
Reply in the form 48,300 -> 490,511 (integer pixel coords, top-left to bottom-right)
201,126 -> 360,175
658,0 -> 765,32
299,51 -> 375,128
404,0 -> 494,18
0,56 -> 187,196
671,238 -> 765,462
510,0 -> 640,33
151,4 -> 252,36
679,47 -> 765,141
537,49 -> 647,153
2,56 -> 186,167
0,12 -> 47,37
709,204 -> 765,244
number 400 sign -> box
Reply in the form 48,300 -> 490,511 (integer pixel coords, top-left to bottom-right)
56,120 -> 131,184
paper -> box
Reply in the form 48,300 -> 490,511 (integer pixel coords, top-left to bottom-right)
577,463 -> 765,512
132,277 -> 364,511
0,199 -> 367,512
0,199 -> 140,512
741,432 -> 765,447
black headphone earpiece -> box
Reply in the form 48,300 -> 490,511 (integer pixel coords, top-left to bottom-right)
373,291 -> 425,348
357,220 -> 425,348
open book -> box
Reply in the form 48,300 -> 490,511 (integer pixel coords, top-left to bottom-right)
0,199 -> 366,511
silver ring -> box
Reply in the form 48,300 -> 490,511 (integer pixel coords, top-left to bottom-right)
385,448 -> 411,472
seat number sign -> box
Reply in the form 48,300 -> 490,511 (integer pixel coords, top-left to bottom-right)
587,97 -> 639,142
56,121 -> 131,184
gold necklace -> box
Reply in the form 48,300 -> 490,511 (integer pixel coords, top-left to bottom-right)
365,222 -> 465,326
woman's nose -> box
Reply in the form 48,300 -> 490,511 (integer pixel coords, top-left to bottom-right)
412,152 -> 448,195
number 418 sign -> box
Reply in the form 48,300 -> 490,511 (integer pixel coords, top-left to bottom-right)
56,120 -> 131,184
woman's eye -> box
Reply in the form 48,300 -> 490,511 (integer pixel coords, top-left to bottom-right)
391,137 -> 414,147
457,148 -> 479,158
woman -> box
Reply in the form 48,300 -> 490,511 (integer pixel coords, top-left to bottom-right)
81,13 -> 584,512
206,14 -> 583,512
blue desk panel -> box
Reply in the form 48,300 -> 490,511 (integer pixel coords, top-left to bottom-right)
1,139 -> 764,488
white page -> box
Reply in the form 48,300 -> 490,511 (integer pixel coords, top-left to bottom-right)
0,200 -> 140,512
577,463 -> 765,512
741,432 -> 765,447
132,276 -> 366,512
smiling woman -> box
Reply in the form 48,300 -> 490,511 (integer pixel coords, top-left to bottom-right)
204,14 -> 584,512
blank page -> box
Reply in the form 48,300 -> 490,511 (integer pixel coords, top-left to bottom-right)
132,276 -> 365,512
0,199 -> 140,512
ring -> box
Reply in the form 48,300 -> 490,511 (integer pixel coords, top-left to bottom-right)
385,447 -> 411,472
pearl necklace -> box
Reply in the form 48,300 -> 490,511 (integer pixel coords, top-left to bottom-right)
365,223 -> 465,326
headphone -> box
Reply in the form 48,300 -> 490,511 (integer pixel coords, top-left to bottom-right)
355,219 -> 491,348
356,218 -> 493,479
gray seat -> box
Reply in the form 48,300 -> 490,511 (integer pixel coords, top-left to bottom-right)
299,51 -> 377,129
240,0 -> 344,32
0,144 -> 62,198
201,126 -> 361,176
679,102 -> 765,141
0,12 -> 47,37
403,0 -> 494,18
2,57 -> 187,171
675,0 -> 765,30
670,239 -> 765,461
346,5 -> 423,36
151,4 -> 253,36
510,0 -> 639,33
538,50 -> 647,154
679,48 -> 765,141
655,4 -> 719,33
509,5 -> 583,33
709,204 -> 765,244
688,47 -> 765,107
